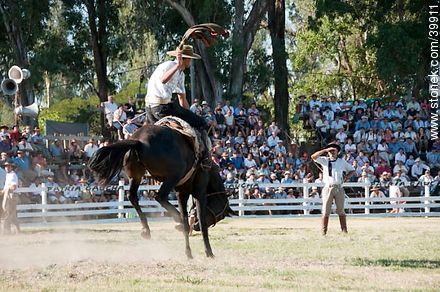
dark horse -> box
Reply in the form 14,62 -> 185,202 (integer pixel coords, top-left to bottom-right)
88,124 -> 234,258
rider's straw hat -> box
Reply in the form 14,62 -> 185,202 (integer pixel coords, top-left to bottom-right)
167,45 -> 201,59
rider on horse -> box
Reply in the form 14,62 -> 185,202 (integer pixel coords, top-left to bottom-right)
145,44 -> 211,168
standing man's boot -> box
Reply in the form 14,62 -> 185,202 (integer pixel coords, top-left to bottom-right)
339,215 -> 348,233
321,215 -> 329,236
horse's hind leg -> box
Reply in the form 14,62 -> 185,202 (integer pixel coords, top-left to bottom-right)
177,192 -> 193,259
155,177 -> 182,224
128,177 -> 151,239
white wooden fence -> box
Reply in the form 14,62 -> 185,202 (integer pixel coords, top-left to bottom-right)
14,181 -> 440,226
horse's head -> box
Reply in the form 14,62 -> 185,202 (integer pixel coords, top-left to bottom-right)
193,170 -> 236,231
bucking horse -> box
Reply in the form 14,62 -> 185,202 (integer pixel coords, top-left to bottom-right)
88,117 -> 234,258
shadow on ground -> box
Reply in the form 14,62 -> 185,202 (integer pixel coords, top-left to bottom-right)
352,258 -> 440,269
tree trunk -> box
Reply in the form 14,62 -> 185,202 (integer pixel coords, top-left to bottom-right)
163,0 -> 217,103
228,0 -> 268,103
0,1 -> 32,115
86,0 -> 109,136
268,0 -> 289,135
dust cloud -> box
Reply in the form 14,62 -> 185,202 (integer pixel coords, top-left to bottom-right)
0,223 -> 180,269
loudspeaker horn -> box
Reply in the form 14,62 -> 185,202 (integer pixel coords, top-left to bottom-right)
8,65 -> 31,84
1,78 -> 18,95
14,102 -> 39,118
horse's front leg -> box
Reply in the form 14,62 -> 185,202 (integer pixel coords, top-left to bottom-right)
155,177 -> 182,224
128,178 -> 151,239
196,195 -> 214,258
177,193 -> 193,259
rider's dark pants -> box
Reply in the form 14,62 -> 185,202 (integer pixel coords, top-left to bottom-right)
147,101 -> 208,130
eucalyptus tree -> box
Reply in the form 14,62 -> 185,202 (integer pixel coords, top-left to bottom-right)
268,0 -> 289,134
0,0 -> 51,107
290,0 -> 428,98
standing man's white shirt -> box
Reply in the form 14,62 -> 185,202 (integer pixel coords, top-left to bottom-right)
4,171 -> 18,190
146,61 -> 185,104
314,157 -> 355,185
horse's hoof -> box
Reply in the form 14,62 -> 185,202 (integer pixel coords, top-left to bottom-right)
141,230 -> 151,240
175,223 -> 184,232
186,251 -> 193,260
206,251 -> 215,258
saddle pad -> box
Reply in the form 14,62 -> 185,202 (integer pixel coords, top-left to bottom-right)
155,116 -> 201,158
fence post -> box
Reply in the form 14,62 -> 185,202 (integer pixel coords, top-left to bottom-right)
303,183 -> 310,215
364,183 -> 370,215
118,180 -> 125,219
238,180 -> 244,217
41,182 -> 48,223
424,183 -> 430,214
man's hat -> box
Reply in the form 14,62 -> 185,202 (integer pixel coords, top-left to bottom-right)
0,125 -> 9,130
3,161 -> 15,167
322,143 -> 341,153
166,45 -> 201,59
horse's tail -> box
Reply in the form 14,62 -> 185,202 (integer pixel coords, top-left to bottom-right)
88,140 -> 142,185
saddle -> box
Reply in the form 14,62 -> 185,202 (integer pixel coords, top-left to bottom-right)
155,116 -> 203,158
155,116 -> 209,185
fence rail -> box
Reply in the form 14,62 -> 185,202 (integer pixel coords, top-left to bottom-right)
13,181 -> 439,226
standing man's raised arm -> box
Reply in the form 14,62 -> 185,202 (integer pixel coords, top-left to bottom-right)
312,148 -> 333,160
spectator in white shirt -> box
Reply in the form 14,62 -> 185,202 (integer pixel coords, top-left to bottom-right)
411,157 -> 430,180
83,139 -> 99,160
267,132 -> 281,148
101,95 -> 118,127
394,148 -> 406,164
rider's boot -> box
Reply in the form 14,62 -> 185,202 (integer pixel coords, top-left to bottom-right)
199,129 -> 212,170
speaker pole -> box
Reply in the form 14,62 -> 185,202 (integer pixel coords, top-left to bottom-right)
14,88 -> 20,126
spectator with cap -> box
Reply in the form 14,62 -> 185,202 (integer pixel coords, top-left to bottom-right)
0,152 -> 9,166
418,169 -> 434,196
189,98 -> 202,115
355,115 -> 371,131
12,150 -> 35,184
0,161 -> 20,234
31,127 -> 48,157
411,158 -> 430,180
16,136 -> 33,154
402,138 -> 418,158
68,139 -> 83,163
281,171 -> 293,184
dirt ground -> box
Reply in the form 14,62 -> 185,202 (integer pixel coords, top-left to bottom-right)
1,217 -> 439,291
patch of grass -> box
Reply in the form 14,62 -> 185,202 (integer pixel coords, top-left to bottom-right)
175,275 -> 205,285
352,258 -> 440,269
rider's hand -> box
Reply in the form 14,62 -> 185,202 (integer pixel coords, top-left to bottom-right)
176,51 -> 183,68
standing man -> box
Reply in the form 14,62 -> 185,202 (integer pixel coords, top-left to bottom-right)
311,144 -> 355,235
145,44 -> 210,166
101,95 -> 118,128
0,161 -> 20,234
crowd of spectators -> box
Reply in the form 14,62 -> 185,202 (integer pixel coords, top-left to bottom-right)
0,94 -> 439,208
